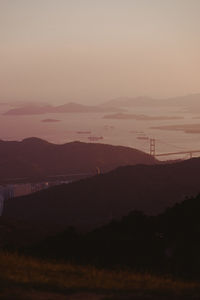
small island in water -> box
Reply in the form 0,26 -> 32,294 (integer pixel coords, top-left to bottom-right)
103,113 -> 184,120
151,123 -> 200,134
41,119 -> 61,123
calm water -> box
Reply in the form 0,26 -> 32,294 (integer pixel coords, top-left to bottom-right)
1,104 -> 200,160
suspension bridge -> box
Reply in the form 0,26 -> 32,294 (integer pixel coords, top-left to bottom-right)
149,138 -> 200,159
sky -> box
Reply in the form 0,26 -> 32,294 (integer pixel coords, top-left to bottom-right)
0,0 -> 200,104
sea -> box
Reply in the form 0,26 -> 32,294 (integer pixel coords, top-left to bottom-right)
1,103 -> 200,161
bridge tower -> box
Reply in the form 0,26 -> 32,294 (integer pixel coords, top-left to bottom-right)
96,167 -> 101,175
150,138 -> 156,157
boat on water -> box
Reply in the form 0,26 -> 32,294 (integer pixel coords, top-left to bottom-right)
88,136 -> 104,141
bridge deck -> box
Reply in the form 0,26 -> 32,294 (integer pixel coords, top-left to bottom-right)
155,150 -> 200,157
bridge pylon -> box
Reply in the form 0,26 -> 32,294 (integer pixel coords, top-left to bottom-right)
150,138 -> 156,157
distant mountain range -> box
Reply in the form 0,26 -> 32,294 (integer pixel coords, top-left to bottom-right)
102,94 -> 200,109
4,94 -> 200,115
3,157 -> 200,229
0,137 -> 156,182
3,102 -> 120,115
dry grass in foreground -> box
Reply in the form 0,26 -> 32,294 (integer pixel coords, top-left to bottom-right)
0,252 -> 200,299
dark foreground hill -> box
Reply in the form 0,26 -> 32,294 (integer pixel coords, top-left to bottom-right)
25,194 -> 200,278
3,158 -> 200,228
0,137 -> 156,182
3,194 -> 200,280
1,252 -> 200,300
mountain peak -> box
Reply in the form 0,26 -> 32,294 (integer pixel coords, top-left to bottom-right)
21,137 -> 49,145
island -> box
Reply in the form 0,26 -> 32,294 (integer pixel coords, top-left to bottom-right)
151,123 -> 200,134
103,113 -> 184,120
41,119 -> 61,123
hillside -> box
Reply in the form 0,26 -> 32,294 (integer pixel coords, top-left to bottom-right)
0,138 -> 156,182
27,194 -> 200,278
1,252 -> 199,300
3,194 -> 200,279
3,158 -> 200,228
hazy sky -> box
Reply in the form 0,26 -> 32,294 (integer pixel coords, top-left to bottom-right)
1,0 -> 200,104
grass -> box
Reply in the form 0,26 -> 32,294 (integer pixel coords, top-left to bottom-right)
0,251 -> 200,299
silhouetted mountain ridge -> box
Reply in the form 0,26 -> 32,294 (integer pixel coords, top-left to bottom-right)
0,138 -> 156,182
